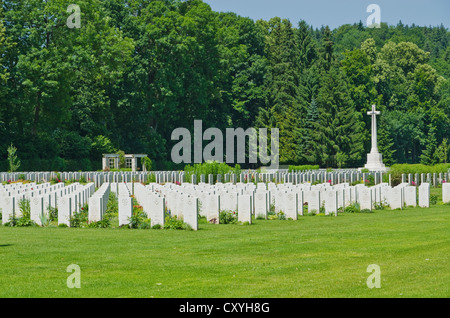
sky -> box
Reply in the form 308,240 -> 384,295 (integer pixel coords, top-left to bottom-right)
203,0 -> 449,30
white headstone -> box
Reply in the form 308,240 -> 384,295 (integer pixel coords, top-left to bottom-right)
238,194 -> 252,224
183,196 -> 198,230
150,195 -> 165,228
404,186 -> 417,207
30,196 -> 44,225
2,196 -> 15,224
254,191 -> 268,219
324,190 -> 338,216
442,183 -> 450,204
387,187 -> 403,210
358,187 -> 372,211
284,192 -> 298,220
58,196 -> 72,227
88,196 -> 103,222
418,183 -> 430,208
118,195 -> 133,227
205,194 -> 220,224
307,190 -> 321,214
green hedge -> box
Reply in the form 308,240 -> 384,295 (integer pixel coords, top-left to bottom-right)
1,157 -> 101,172
184,161 -> 241,183
288,165 -> 320,172
389,164 -> 450,175
388,164 -> 450,186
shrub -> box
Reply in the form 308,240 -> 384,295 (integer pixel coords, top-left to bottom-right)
39,213 -> 51,227
19,199 -> 31,219
4,200 -> 36,227
430,195 -> 438,205
128,211 -> 150,229
374,202 -> 387,210
164,214 -> 188,230
267,211 -> 286,220
128,201 -> 150,229
88,218 -> 111,228
344,203 -> 361,213
48,206 -> 58,222
70,205 -> 89,228
5,216 -> 36,227
219,210 -> 238,224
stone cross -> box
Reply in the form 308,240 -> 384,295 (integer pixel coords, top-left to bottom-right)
367,104 -> 381,153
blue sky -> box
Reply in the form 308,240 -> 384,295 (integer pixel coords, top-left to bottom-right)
203,0 -> 449,29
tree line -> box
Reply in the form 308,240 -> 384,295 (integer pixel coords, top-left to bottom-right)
0,0 -> 449,171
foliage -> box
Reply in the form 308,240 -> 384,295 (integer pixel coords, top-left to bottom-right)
141,156 -> 152,171
164,214 -> 191,230
47,206 -> 58,222
219,210 -> 238,224
344,203 -> 361,213
430,195 -> 438,205
185,161 -> 241,183
7,143 -> 20,172
435,138 -> 449,164
4,199 -> 36,227
128,206 -> 150,229
70,205 -> 89,228
288,165 -> 320,172
268,211 -> 286,220
388,163 -> 450,185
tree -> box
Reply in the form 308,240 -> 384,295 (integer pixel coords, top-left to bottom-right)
435,138 -> 449,164
420,125 -> 438,165
7,143 -> 21,172
302,98 -> 319,164
377,113 -> 396,166
256,17 -> 304,164
314,63 -> 365,167
141,156 -> 152,172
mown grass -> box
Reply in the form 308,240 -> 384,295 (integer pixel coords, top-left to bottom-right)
0,204 -> 449,298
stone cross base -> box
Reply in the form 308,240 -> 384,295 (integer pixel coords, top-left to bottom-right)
364,152 -> 387,172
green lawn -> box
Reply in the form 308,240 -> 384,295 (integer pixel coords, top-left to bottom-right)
0,204 -> 449,298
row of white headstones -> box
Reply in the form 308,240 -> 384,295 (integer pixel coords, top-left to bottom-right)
2,181 -> 450,230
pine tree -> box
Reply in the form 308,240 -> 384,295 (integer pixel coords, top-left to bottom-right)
435,138 -> 449,164
314,63 -> 365,167
302,98 -> 319,163
378,114 -> 397,166
258,17 -> 304,164
420,124 -> 438,165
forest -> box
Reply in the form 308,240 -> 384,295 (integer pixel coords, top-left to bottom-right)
0,0 -> 449,171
